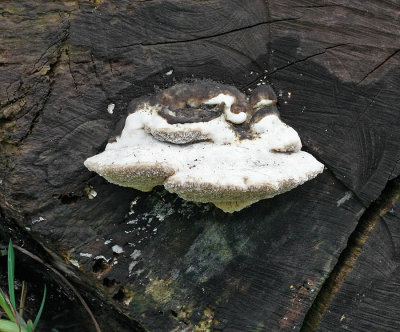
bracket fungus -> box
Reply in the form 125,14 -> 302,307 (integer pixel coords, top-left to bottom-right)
84,81 -> 324,213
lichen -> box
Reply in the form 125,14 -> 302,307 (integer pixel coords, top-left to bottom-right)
184,223 -> 233,283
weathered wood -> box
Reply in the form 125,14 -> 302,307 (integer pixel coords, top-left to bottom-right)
0,216 -> 143,332
318,197 -> 400,332
1,0 -> 399,331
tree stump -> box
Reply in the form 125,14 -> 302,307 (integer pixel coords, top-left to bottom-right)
1,1 -> 399,331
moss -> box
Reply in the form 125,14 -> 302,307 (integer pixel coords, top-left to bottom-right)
0,120 -> 17,142
251,322 -> 265,332
194,308 -> 216,332
175,305 -> 193,323
39,65 -> 51,76
144,278 -> 174,305
2,6 -> 25,14
130,293 -> 153,314
90,0 -> 106,6
0,99 -> 26,119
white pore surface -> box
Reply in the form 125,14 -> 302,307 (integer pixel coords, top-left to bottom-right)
251,114 -> 302,152
255,99 -> 275,109
84,102 -> 324,212
204,93 -> 247,124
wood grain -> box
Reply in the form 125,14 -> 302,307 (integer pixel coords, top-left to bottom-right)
1,0 -> 399,330
318,197 -> 400,332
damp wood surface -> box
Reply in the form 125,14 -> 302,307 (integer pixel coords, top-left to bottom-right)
0,0 -> 400,331
317,193 -> 400,332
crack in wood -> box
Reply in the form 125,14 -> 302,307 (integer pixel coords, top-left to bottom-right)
388,158 -> 400,182
244,43 -> 350,88
113,18 -> 300,49
16,23 -> 71,145
299,176 -> 400,332
90,53 -> 110,101
66,47 -> 79,92
31,22 -> 71,75
292,5 -> 340,9
17,48 -> 64,144
0,9 -> 75,18
0,62 -> 24,66
264,0 -> 273,73
1,89 -> 24,109
358,49 -> 400,84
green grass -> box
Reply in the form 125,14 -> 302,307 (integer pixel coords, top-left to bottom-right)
0,240 -> 46,332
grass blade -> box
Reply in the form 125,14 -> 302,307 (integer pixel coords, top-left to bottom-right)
14,245 -> 101,332
32,285 -> 46,329
0,289 -> 24,332
26,320 -> 33,332
7,240 -> 16,311
0,290 -> 15,322
0,319 -> 27,332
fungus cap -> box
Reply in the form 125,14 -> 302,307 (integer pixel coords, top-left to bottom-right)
84,81 -> 324,213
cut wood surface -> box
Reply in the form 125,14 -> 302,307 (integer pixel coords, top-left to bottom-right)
1,0 -> 399,331
317,196 -> 400,332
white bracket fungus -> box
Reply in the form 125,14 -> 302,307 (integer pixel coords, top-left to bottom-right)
84,81 -> 324,213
